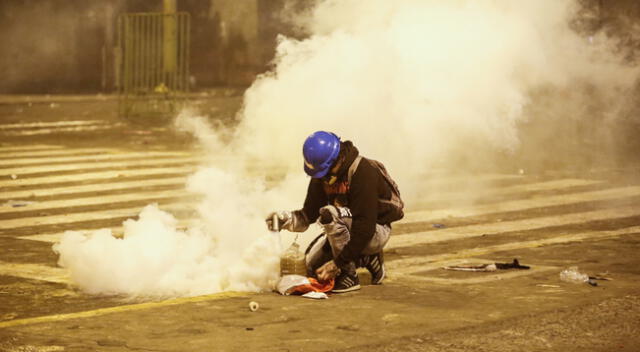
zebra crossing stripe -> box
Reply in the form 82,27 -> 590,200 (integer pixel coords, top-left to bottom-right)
0,201 -> 191,231
0,156 -> 201,176
0,176 -> 187,200
0,147 -> 118,159
0,188 -> 191,215
18,218 -> 193,243
389,205 -> 640,249
0,150 -> 193,167
401,185 -> 640,224
2,124 -> 122,136
0,120 -> 109,130
0,261 -> 70,284
0,166 -> 196,187
0,145 -> 64,152
18,229 -> 120,244
418,178 -> 602,206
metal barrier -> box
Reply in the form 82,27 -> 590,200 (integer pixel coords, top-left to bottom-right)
116,12 -> 190,120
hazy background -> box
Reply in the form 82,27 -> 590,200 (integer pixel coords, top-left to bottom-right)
5,0 -> 639,296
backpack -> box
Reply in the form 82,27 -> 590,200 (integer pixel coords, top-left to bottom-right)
347,155 -> 405,223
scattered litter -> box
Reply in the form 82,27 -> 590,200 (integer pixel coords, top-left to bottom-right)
276,275 -> 334,296
49,103 -> 60,108
336,325 -> 360,332
443,259 -> 530,272
518,168 -> 525,175
444,263 -> 497,272
432,223 -> 446,229
10,174 -> 17,180
248,301 -> 259,312
277,275 -> 309,295
559,266 -> 589,284
2,200 -> 37,208
536,284 -> 561,288
302,291 -> 328,299
245,327 -> 254,331
494,259 -> 530,270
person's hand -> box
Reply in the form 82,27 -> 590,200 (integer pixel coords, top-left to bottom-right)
316,260 -> 340,282
265,211 -> 291,232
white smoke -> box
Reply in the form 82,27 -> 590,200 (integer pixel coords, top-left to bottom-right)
54,0 -> 638,296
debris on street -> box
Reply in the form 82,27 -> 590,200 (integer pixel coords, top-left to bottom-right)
443,259 -> 530,272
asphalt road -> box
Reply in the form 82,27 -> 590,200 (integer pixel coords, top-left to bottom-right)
0,96 -> 638,352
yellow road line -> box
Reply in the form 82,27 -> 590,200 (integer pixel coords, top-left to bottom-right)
0,291 -> 247,329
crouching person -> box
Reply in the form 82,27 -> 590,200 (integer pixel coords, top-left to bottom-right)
266,131 -> 404,293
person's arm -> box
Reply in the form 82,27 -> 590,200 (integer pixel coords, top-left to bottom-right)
288,178 -> 327,232
334,161 -> 378,268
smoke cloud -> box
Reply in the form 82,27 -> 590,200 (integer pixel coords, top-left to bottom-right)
55,0 -> 638,296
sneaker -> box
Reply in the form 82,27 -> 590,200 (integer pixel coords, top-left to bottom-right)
332,269 -> 361,293
360,252 -> 386,285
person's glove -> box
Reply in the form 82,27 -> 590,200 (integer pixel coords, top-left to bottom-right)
265,211 -> 292,232
316,260 -> 341,282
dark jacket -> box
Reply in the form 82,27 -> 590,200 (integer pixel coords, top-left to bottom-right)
301,141 -> 394,268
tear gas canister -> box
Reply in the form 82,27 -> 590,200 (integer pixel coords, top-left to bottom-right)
280,242 -> 306,276
272,213 -> 280,232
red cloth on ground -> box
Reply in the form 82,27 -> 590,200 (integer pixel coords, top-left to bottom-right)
289,278 -> 334,295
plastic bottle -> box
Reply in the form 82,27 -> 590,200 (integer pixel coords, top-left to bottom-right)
280,242 -> 307,276
559,266 -> 589,283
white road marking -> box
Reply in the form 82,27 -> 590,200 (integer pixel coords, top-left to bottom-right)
0,201 -> 192,230
0,176 -> 186,200
18,228 -> 124,243
0,166 -> 196,187
0,148 -> 118,159
0,145 -> 64,152
401,185 -> 640,224
0,156 -> 201,176
0,150 -> 194,167
18,218 -> 192,243
2,124 -> 123,136
0,261 -> 70,284
0,188 -> 192,215
0,120 -> 109,130
390,205 -> 640,249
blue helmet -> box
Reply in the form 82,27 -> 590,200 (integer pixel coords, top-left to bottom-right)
302,131 -> 341,178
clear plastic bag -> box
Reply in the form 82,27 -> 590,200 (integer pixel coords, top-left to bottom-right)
559,266 -> 589,283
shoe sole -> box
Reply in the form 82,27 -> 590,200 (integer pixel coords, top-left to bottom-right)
331,284 -> 361,293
